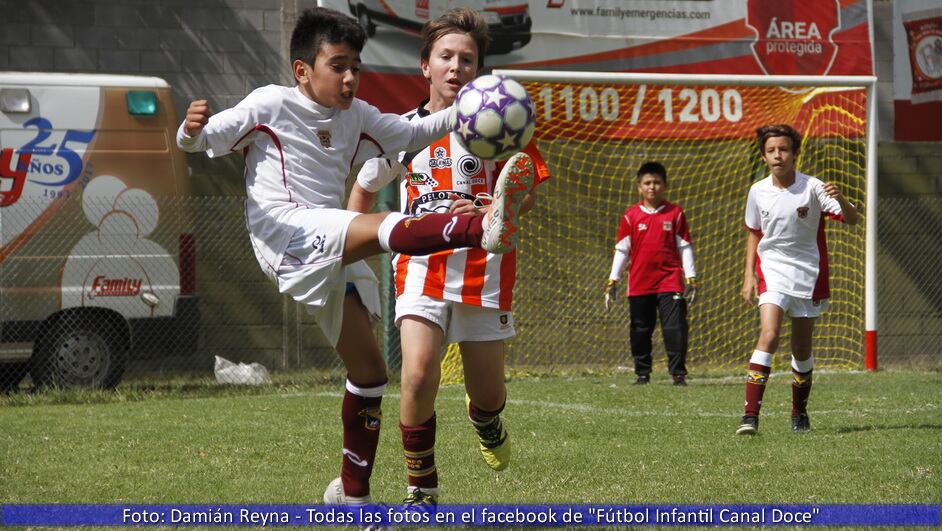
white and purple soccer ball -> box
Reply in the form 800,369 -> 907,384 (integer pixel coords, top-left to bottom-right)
452,74 -> 536,161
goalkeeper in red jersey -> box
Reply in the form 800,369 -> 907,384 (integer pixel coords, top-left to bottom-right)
604,161 -> 697,386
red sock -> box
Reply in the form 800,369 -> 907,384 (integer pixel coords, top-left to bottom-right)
791,369 -> 813,416
341,378 -> 386,498
744,362 -> 771,417
388,214 -> 483,255
400,414 -> 438,490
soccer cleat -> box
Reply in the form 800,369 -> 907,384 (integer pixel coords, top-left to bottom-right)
736,415 -> 759,435
323,477 -> 372,505
672,376 -> 687,387
466,394 -> 511,471
791,413 -> 811,432
634,375 -> 650,385
480,152 -> 535,254
402,488 -> 438,508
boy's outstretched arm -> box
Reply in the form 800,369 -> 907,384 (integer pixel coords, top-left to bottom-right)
176,92 -> 266,157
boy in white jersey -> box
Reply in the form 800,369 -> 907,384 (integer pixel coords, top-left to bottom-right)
348,8 -> 549,506
176,7 -> 535,504
736,124 -> 858,436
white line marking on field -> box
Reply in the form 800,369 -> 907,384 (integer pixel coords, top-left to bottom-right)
295,389 -> 938,418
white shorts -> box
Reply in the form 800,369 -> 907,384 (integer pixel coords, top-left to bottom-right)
275,208 -> 379,346
759,291 -> 829,318
395,292 -> 515,343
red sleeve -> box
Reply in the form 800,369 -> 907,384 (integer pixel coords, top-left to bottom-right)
676,207 -> 692,243
616,208 -> 632,242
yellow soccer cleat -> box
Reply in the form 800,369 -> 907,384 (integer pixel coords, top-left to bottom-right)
466,394 -> 511,471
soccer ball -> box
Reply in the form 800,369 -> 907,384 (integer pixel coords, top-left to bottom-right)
452,74 -> 536,161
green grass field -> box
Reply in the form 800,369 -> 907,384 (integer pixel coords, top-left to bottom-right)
2,370 -> 940,509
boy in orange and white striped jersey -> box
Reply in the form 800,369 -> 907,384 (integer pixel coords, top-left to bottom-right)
348,8 -> 550,507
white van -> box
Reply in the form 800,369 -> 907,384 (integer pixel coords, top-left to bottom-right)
348,0 -> 532,54
0,72 -> 199,390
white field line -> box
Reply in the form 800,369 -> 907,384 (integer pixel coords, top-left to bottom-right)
290,387 -> 939,419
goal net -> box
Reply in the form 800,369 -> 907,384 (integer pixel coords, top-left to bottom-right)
490,71 -> 872,374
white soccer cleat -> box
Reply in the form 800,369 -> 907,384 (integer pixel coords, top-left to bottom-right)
481,152 -> 536,254
323,476 -> 373,505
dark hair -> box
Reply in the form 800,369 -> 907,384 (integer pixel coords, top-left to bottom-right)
637,161 -> 667,183
420,8 -> 490,69
755,124 -> 802,153
290,7 -> 365,65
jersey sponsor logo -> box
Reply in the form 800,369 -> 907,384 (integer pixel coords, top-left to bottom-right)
408,172 -> 438,187
342,448 -> 369,467
797,206 -> 809,219
316,129 -> 331,148
359,407 -> 382,431
410,190 -> 474,215
88,276 -> 143,298
761,210 -> 770,218
456,154 -> 482,179
428,147 -> 452,169
638,223 -> 647,231
662,221 -> 673,231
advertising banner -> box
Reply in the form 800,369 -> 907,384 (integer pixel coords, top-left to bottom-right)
894,0 -> 942,140
319,0 -> 873,113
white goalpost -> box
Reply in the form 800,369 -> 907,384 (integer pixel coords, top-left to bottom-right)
493,70 -> 878,371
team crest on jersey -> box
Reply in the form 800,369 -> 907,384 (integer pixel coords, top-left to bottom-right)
638,223 -> 647,231
797,206 -> 809,219
662,221 -> 673,231
359,407 -> 382,430
428,146 -> 452,169
316,129 -> 331,148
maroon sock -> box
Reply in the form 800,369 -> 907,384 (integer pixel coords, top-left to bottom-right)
388,214 -> 483,255
744,363 -> 771,417
791,369 -> 813,416
468,399 -> 505,425
400,414 -> 438,490
340,378 -> 385,498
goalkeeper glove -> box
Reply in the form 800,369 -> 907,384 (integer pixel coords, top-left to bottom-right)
683,277 -> 698,304
604,279 -> 618,310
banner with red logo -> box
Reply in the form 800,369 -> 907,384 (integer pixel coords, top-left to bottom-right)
319,0 -> 873,113
894,0 -> 942,141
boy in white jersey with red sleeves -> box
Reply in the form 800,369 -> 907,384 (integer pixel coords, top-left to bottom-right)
176,7 -> 536,505
736,124 -> 858,435
605,161 -> 697,386
348,8 -> 549,506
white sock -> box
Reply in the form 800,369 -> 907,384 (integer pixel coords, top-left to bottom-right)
791,355 -> 814,373
377,212 -> 408,252
750,349 -> 773,368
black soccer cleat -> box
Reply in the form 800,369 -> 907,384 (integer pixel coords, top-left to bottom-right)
791,413 -> 811,432
736,415 -> 759,435
634,375 -> 650,385
672,376 -> 687,386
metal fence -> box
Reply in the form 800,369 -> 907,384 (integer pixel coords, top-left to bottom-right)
0,194 -> 938,391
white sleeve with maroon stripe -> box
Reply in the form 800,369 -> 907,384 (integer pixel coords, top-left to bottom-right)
353,102 -> 451,165
176,85 -> 273,158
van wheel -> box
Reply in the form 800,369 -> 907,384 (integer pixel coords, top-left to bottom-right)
357,6 -> 376,37
32,317 -> 127,389
0,362 -> 29,393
